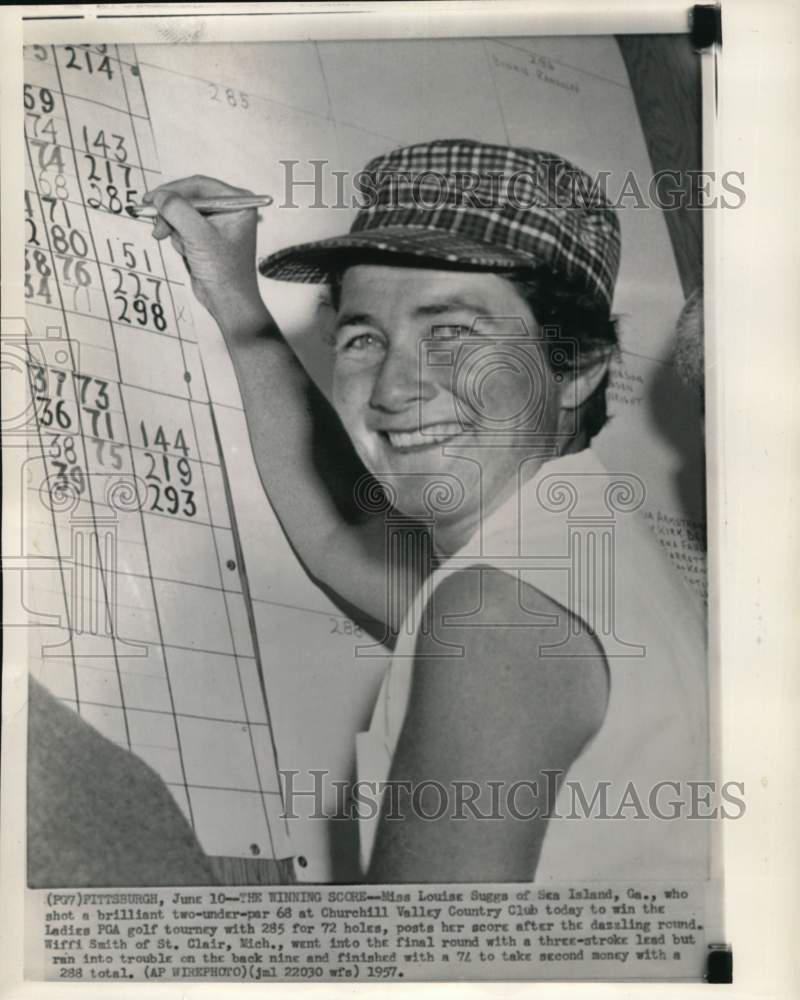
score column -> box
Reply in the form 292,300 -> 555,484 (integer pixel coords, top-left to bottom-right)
23,43 -> 291,874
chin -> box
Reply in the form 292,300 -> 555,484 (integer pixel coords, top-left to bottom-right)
359,446 -> 478,527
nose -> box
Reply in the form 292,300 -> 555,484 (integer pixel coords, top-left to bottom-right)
369,343 -> 436,414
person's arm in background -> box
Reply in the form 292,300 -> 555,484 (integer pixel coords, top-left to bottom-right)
27,678 -> 216,887
366,569 -> 609,883
148,177 -> 417,636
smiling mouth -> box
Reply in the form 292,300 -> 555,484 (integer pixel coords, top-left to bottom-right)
381,423 -> 469,450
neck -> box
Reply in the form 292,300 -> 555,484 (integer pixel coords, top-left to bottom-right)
431,447 -> 572,557
431,500 -> 483,558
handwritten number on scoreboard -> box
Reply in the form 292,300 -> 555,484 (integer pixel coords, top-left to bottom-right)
36,193 -> 72,229
139,422 -> 196,518
74,373 -> 115,441
111,267 -> 168,331
82,126 -> 129,163
31,366 -> 72,431
23,83 -> 55,114
50,224 -> 89,258
144,452 -> 197,518
208,84 -> 250,109
83,155 -> 138,215
25,249 -> 53,305
30,139 -> 65,174
64,45 -> 114,80
48,434 -> 86,496
25,113 -> 58,145
139,422 -> 190,455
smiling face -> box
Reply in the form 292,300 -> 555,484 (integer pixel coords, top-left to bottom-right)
330,264 -> 570,543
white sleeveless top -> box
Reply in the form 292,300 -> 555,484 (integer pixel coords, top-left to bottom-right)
356,448 -> 709,881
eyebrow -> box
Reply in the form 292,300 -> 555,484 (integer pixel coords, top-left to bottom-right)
334,311 -> 377,332
412,297 -> 488,318
335,297 -> 488,331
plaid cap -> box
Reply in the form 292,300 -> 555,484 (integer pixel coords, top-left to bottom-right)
259,138 -> 620,309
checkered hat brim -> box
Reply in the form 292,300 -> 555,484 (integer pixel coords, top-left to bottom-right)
259,139 -> 620,309
260,226 -> 537,278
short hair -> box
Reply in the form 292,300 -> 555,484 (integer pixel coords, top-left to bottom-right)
507,268 -> 618,442
327,262 -> 618,442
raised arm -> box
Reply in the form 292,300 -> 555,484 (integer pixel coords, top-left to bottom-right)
366,568 -> 609,883
148,177 -> 411,634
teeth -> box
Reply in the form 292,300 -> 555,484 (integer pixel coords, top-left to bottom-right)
385,424 -> 465,448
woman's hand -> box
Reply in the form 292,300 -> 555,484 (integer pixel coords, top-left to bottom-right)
145,175 -> 268,337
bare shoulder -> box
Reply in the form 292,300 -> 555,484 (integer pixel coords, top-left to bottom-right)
371,566 -> 611,882
411,565 -> 610,760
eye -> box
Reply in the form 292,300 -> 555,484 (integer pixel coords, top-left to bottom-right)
337,331 -> 383,353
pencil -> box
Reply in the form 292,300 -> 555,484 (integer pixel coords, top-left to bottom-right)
128,195 -> 273,219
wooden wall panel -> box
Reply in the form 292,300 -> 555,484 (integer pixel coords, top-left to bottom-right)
617,34 -> 703,297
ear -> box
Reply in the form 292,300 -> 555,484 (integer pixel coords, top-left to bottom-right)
557,348 -> 612,411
